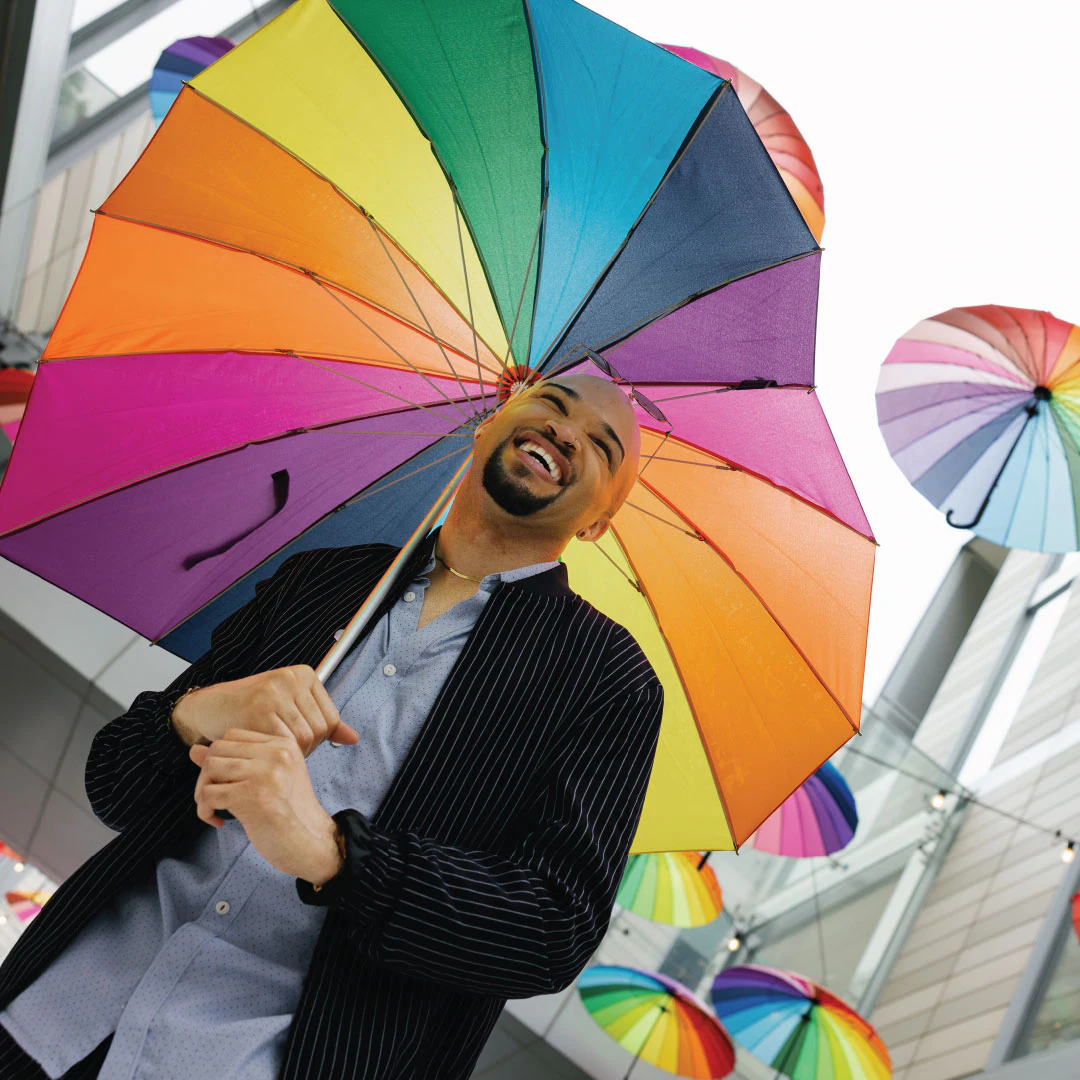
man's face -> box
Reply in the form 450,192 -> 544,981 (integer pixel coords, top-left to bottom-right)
473,374 -> 641,540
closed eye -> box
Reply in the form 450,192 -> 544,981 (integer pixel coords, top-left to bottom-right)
536,392 -> 568,416
591,434 -> 613,468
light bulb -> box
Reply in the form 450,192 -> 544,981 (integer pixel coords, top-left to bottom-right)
930,791 -> 947,811
1063,842 -> 1076,864
12,862 -> 23,872
0,915 -> 6,924
727,936 -> 741,953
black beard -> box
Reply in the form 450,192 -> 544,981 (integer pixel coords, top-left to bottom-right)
482,435 -> 564,517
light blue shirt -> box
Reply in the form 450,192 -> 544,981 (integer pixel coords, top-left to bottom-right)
0,555 -> 557,1079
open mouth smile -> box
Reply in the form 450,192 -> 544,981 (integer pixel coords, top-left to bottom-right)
512,431 -> 569,486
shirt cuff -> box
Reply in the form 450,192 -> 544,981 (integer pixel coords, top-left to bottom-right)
295,808 -> 376,908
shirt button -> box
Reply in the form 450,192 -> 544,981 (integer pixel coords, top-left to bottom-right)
215,901 -> 230,915
383,663 -> 397,677
403,591 -> 416,603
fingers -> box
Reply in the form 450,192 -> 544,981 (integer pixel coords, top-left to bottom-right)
195,779 -> 240,828
309,678 -> 357,745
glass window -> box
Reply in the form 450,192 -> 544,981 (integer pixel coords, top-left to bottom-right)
1015,919 -> 1080,1057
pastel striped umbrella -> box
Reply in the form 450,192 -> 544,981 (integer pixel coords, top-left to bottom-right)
0,0 -> 874,855
617,852 -> 723,926
659,46 -> 825,242
711,966 -> 890,1080
877,305 -> 1080,551
150,37 -> 234,124
749,761 -> 858,858
580,965 -> 735,1079
4,890 -> 52,924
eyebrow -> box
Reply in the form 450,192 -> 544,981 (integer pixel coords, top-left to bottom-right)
544,382 -> 625,473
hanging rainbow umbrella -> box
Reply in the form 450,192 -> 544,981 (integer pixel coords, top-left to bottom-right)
660,46 -> 824,242
877,305 -> 1080,551
1071,889 -> 1080,945
710,966 -> 891,1080
617,852 -> 723,927
4,890 -> 52,924
150,36 -> 234,124
0,0 -> 874,854
749,761 -> 858,858
0,841 -> 25,863
580,965 -> 735,1079
0,368 -> 33,443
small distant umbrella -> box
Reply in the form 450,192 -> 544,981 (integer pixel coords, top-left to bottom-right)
617,852 -> 723,927
150,37 -> 234,124
0,841 -> 25,862
659,46 -> 825,242
711,966 -> 891,1080
580,965 -> 735,1079
877,305 -> 1080,551
1071,890 -> 1079,945
0,368 -> 33,443
749,761 -> 858,858
4,890 -> 52,924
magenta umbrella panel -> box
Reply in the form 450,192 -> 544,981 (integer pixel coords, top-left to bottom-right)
748,761 -> 858,858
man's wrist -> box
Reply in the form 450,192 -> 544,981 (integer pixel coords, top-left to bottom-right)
308,817 -> 347,889
169,687 -> 207,747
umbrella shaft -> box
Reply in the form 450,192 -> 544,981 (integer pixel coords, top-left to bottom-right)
314,457 -> 470,683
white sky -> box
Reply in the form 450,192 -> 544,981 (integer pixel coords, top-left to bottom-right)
70,0 -> 1080,704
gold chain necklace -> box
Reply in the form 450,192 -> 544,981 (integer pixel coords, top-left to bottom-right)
434,552 -> 485,583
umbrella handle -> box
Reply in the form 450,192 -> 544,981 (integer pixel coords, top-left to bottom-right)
944,400 -> 1038,531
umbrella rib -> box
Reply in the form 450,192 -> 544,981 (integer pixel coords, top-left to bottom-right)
452,196 -> 490,412
499,213 -> 543,377
592,538 -> 643,592
305,273 -> 475,423
636,475 -> 861,734
362,210 -> 480,416
92,209 -> 502,380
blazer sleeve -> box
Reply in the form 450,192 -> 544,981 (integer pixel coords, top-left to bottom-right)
85,553 -> 311,833
306,640 -> 664,999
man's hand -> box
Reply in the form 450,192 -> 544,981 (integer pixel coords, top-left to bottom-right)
172,665 -> 359,758
189,730 -> 345,885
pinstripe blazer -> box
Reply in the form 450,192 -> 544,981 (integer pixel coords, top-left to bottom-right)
0,536 -> 663,1079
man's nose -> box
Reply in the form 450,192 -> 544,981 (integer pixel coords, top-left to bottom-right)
545,419 -> 578,454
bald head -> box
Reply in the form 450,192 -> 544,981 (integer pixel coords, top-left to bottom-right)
533,374 -> 641,511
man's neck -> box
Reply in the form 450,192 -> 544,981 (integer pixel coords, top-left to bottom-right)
435,496 -> 563,580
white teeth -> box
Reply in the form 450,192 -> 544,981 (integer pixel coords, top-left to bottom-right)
520,441 -> 562,483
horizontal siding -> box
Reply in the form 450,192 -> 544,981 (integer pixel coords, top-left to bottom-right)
876,554 -> 1080,1080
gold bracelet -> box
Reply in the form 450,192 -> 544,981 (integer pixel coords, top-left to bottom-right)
168,685 -> 203,732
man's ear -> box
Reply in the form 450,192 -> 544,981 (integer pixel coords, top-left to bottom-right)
473,414 -> 494,441
576,517 -> 611,544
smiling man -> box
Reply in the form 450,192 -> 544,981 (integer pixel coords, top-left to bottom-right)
0,375 -> 664,1080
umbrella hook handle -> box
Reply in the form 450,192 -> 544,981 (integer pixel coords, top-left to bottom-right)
944,400 -> 1039,531
182,469 -> 290,569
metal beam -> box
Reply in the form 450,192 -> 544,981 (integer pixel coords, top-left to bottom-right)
66,0 -> 183,73
48,0 -> 289,179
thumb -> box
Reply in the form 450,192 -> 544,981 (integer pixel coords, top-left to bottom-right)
329,720 -> 361,745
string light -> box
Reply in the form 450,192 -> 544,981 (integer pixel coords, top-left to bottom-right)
727,935 -> 742,953
12,863 -> 23,873
1062,842 -> 1076,864
930,790 -> 947,811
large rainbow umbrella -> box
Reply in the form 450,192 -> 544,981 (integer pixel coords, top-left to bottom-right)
580,965 -> 735,1079
877,305 -> 1080,551
617,852 -> 723,927
749,761 -> 858,858
0,0 -> 874,853
149,36 -> 234,124
659,46 -> 825,242
711,966 -> 890,1080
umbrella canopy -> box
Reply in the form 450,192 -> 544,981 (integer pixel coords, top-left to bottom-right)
710,966 -> 890,1080
0,841 -> 25,863
877,305 -> 1080,551
0,0 -> 873,853
617,852 -> 723,927
659,46 -> 825,242
4,890 -> 52,924
580,965 -> 735,1079
749,760 -> 858,858
150,36 -> 234,124
0,368 -> 33,443
1071,889 -> 1080,944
